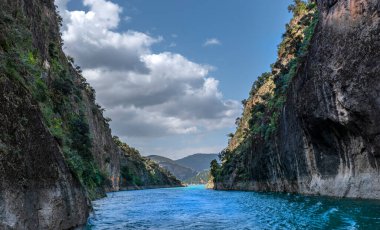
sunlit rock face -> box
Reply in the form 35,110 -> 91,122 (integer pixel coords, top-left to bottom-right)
215,0 -> 380,199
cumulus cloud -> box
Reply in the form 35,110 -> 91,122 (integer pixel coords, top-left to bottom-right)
203,38 -> 221,47
56,0 -> 240,139
58,0 -> 159,73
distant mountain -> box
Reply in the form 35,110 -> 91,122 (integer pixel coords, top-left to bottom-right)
148,153 -> 219,184
148,155 -> 176,164
175,153 -> 219,172
148,155 -> 197,181
184,170 -> 211,184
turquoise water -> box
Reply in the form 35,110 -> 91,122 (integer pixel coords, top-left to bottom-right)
87,185 -> 380,229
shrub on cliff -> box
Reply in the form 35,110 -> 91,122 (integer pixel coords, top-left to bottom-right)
215,0 -> 318,182
210,159 -> 221,179
0,6 -> 108,199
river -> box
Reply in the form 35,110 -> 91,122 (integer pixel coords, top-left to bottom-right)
86,185 -> 380,229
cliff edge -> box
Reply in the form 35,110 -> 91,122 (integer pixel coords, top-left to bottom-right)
0,0 -> 181,228
212,0 -> 380,199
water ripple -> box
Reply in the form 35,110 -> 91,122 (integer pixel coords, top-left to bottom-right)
87,185 -> 380,230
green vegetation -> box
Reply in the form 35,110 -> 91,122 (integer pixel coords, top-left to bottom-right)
210,160 -> 221,180
249,72 -> 272,96
212,0 -> 318,183
113,136 -> 180,187
247,0 -> 317,141
0,5 -> 107,199
184,170 -> 211,184
113,136 -> 140,157
120,165 -> 143,186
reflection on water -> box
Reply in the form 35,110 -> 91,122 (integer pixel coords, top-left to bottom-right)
87,185 -> 380,229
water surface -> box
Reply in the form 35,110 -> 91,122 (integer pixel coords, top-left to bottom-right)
87,185 -> 380,229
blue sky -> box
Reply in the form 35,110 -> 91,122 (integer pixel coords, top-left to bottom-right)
57,0 -> 293,159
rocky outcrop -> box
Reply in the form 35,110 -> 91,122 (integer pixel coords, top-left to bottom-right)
82,93 -> 121,192
115,138 -> 182,189
214,0 -> 380,199
0,75 -> 89,229
119,155 -> 182,189
0,0 -> 90,228
0,0 -> 182,228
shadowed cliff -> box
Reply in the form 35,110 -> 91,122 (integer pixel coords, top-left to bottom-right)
212,0 -> 380,199
0,0 -> 181,228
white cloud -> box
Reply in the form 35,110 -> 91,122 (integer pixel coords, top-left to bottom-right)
56,0 -> 240,146
59,0 -> 160,73
203,38 -> 221,47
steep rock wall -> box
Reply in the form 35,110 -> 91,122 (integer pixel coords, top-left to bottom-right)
215,0 -> 380,199
0,0 -> 182,228
82,93 -> 121,192
0,0 -> 91,228
0,74 -> 89,229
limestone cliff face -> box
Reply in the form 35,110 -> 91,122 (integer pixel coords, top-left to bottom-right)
82,93 -> 121,192
214,0 -> 380,199
0,0 -> 181,228
0,0 -> 90,228
0,77 -> 89,230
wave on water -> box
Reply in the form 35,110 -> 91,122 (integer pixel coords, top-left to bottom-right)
87,185 -> 380,229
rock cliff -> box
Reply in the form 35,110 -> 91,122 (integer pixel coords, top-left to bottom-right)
212,0 -> 380,199
0,73 -> 90,230
114,137 -> 182,190
0,0 -> 181,228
